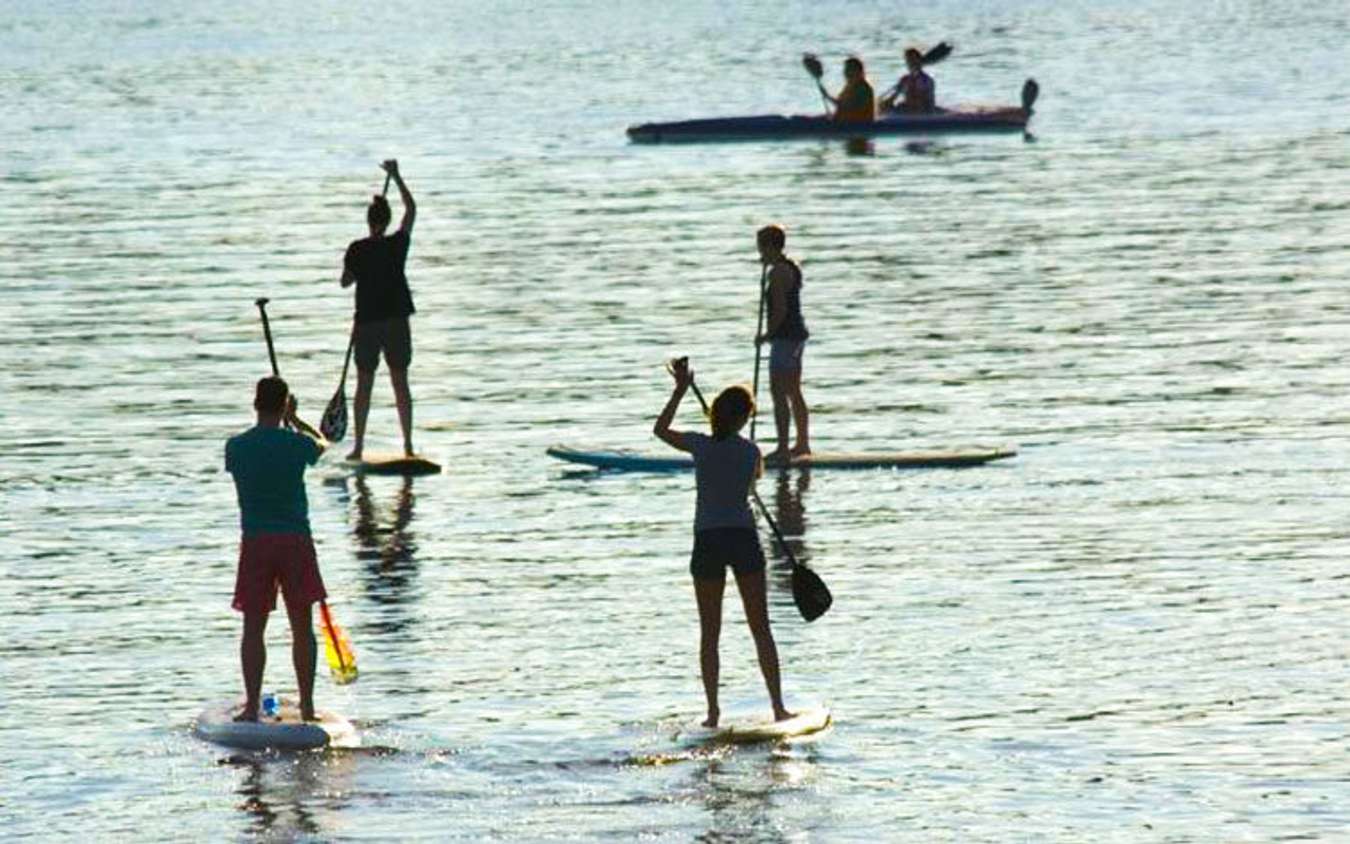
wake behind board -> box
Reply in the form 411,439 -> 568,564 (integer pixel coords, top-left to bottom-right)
194,698 -> 358,751
548,445 -> 1016,472
686,706 -> 833,745
346,453 -> 441,476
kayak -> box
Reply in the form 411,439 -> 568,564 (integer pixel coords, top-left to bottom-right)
547,445 -> 1017,472
628,79 -> 1038,144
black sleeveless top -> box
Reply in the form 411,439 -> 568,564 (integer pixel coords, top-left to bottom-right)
766,259 -> 809,341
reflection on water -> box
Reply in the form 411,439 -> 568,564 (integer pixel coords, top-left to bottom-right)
330,475 -> 420,636
690,747 -> 820,843
228,750 -> 356,840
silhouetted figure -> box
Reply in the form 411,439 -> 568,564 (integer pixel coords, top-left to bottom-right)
881,47 -> 937,113
754,225 -> 811,463
654,358 -> 794,728
341,159 -> 418,460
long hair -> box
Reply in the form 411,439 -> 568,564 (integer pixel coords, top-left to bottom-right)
710,385 -> 754,440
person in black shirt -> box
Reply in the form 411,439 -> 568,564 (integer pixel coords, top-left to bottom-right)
340,160 -> 418,459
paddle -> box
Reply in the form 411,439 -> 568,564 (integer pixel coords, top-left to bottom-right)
253,298 -> 360,685
679,364 -> 833,622
320,171 -> 393,442
801,53 -> 832,114
880,41 -> 955,104
749,264 -> 768,443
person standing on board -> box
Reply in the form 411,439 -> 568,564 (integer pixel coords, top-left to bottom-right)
880,47 -> 936,113
754,225 -> 811,463
225,377 -> 328,721
821,56 -> 875,123
654,357 -> 794,728
340,159 -> 418,460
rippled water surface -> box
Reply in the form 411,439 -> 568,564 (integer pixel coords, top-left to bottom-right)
4,0 -> 1350,840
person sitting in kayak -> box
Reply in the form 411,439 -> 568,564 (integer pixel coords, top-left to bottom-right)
880,47 -> 936,113
225,377 -> 328,722
754,224 -> 810,462
654,358 -> 794,728
820,56 -> 875,123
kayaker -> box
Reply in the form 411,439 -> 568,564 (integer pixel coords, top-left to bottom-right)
880,47 -> 936,113
225,376 -> 328,722
821,56 -> 875,123
754,225 -> 811,462
340,159 -> 418,460
654,358 -> 794,728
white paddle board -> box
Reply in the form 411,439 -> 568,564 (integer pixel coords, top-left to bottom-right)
691,706 -> 832,745
194,697 -> 358,751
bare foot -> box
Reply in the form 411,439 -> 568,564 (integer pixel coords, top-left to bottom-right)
773,707 -> 796,722
346,448 -> 363,462
789,444 -> 811,457
233,705 -> 259,723
300,704 -> 318,722
702,708 -> 720,729
403,443 -> 415,458
765,449 -> 791,467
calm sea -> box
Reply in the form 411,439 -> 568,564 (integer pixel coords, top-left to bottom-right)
3,0 -> 1349,839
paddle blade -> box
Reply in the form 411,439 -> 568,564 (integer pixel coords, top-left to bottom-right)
317,603 -> 359,684
922,41 -> 953,66
1021,77 -> 1040,114
320,390 -> 348,442
791,563 -> 832,622
802,53 -> 824,79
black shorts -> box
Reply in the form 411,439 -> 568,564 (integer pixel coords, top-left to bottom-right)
354,317 -> 412,372
690,527 -> 766,580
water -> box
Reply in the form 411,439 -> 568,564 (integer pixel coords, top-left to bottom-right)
4,0 -> 1349,839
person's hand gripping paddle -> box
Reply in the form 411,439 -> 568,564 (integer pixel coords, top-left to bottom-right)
670,357 -> 833,622
320,171 -> 393,443
254,298 -> 360,684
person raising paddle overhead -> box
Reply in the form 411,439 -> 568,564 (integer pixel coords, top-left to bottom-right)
225,377 -> 328,722
754,225 -> 811,463
880,47 -> 937,113
654,357 -> 794,728
340,159 -> 418,460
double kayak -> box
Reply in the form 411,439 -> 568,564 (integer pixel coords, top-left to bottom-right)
628,79 -> 1038,144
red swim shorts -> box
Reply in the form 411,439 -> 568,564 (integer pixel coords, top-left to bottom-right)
232,533 -> 327,615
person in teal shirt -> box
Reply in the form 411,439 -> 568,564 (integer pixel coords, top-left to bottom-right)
225,376 -> 328,722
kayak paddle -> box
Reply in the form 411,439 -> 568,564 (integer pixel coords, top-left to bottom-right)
801,53 -> 832,113
320,171 -> 392,443
254,298 -> 360,684
678,362 -> 833,623
921,41 -> 953,66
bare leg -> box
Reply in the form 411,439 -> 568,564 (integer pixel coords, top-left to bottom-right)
237,611 -> 269,721
348,368 -> 375,460
693,576 -> 726,727
735,568 -> 792,721
784,368 -> 810,455
389,367 -> 414,457
768,370 -> 791,462
285,600 -> 318,721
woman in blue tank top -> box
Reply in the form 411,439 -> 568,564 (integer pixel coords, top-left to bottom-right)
654,357 -> 794,728
754,225 -> 811,464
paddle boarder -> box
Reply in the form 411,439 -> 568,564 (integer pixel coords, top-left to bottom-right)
880,47 -> 937,113
754,225 -> 811,462
225,376 -> 328,722
821,56 -> 875,123
340,159 -> 418,460
654,358 -> 794,728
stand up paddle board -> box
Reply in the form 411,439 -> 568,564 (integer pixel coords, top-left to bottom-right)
548,445 -> 1016,472
346,454 -> 441,476
688,706 -> 833,745
194,698 -> 358,751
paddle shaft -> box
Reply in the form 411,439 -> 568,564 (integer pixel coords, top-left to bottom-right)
750,264 -> 767,442
686,376 -> 802,570
252,298 -> 350,676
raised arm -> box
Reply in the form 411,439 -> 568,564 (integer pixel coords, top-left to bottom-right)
383,159 -> 416,236
654,357 -> 693,452
286,396 -> 329,456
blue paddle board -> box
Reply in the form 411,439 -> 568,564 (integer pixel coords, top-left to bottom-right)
194,698 -> 358,751
547,445 -> 1016,472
